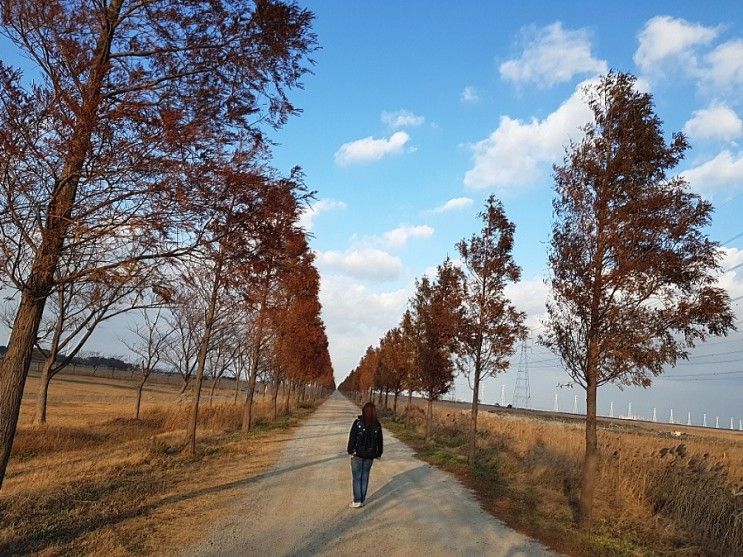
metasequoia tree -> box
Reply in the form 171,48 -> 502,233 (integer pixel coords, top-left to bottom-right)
125,308 -> 171,420
0,0 -> 317,488
377,327 -> 415,417
408,259 -> 465,442
457,195 -> 526,464
540,72 -> 734,528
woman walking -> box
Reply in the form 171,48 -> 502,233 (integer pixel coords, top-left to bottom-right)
346,402 -> 383,508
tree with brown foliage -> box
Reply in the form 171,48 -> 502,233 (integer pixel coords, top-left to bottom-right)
0,0 -> 317,489
457,195 -> 526,465
377,326 -> 416,417
408,259 -> 465,441
540,72 -> 735,528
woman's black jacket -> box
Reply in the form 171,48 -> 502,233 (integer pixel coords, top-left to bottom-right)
347,415 -> 383,459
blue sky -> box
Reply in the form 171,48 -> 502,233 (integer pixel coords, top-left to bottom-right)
1,2 -> 742,424
267,1 -> 743,422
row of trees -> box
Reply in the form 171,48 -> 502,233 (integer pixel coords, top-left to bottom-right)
0,0 -> 332,490
340,72 -> 734,529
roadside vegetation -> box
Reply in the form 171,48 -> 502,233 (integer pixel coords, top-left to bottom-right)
382,402 -> 742,556
0,370 -> 327,556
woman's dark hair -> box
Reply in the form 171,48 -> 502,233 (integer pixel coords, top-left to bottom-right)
362,402 -> 378,426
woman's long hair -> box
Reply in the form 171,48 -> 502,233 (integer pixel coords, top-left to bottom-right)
362,402 -> 378,427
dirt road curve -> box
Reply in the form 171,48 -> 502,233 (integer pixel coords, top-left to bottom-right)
182,392 -> 555,557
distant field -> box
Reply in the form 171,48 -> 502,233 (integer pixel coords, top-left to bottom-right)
1,369 -> 318,556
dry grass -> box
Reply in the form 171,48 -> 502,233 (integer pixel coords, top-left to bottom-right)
390,403 -> 743,556
0,370 -> 323,556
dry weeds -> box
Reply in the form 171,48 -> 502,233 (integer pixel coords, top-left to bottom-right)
0,370 -> 322,556
393,403 -> 743,556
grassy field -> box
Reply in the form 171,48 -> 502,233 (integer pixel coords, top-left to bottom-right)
1,370 -> 322,556
382,401 -> 743,557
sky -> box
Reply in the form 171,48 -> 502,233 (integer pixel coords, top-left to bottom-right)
1,1 -> 743,425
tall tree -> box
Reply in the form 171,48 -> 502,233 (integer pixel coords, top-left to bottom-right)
540,72 -> 734,528
457,195 -> 526,465
409,259 -> 465,441
0,0 -> 317,488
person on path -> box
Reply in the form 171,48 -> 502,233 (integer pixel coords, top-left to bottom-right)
346,402 -> 383,508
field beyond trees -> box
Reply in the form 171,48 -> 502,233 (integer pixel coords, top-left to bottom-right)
0,370 -> 324,556
385,399 -> 743,556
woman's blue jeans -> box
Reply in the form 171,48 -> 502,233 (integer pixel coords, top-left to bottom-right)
350,456 -> 373,503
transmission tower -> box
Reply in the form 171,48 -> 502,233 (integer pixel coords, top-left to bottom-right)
512,340 -> 531,408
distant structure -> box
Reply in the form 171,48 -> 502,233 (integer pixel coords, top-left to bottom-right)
500,384 -> 506,407
687,412 -> 691,426
627,402 -> 632,419
573,395 -> 578,414
512,340 -> 531,409
669,409 -> 674,424
652,407 -> 657,422
553,393 -> 559,412
703,413 -> 707,427
610,401 -> 614,418
716,416 -> 720,429
731,417 -> 735,430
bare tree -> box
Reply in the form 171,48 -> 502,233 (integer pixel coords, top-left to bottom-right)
162,296 -> 203,395
124,308 -> 172,420
456,195 -> 527,464
540,72 -> 735,528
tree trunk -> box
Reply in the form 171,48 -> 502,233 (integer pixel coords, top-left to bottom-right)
407,388 -> 413,409
579,376 -> 598,528
393,391 -> 399,418
425,396 -> 433,442
179,376 -> 190,395
209,375 -> 218,405
134,374 -> 148,420
384,388 -> 389,409
233,370 -> 240,404
185,256 -> 223,456
33,357 -> 56,425
272,378 -> 280,420
284,380 -> 291,415
469,370 -> 480,465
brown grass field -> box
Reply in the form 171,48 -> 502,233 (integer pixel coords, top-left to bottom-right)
384,399 -> 743,557
0,369 -> 321,556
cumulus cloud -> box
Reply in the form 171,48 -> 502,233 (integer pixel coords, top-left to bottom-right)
460,86 -> 480,104
704,39 -> 743,93
464,79 -> 594,190
431,197 -> 474,214
315,248 -> 402,281
334,131 -> 410,165
499,22 -> 607,88
683,103 -> 743,141
298,199 -> 347,231
381,109 -> 425,129
682,150 -> 743,194
381,224 -> 434,248
319,274 -> 410,375
633,15 -> 719,75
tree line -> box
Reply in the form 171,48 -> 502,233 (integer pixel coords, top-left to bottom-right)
339,72 -> 734,529
0,0 -> 333,490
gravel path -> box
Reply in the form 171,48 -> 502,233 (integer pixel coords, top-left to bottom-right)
182,391 -> 556,557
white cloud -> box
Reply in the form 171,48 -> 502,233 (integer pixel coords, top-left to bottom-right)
382,224 -> 434,248
464,79 -> 594,190
504,277 -> 551,331
315,248 -> 402,281
298,199 -> 347,231
334,131 -> 410,165
683,150 -> 743,194
633,16 -> 719,75
319,274 -> 410,375
704,39 -> 743,92
431,197 -> 474,214
499,22 -> 607,88
683,103 -> 742,141
460,86 -> 480,104
381,109 -> 425,129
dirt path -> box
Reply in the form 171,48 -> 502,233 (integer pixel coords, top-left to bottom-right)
182,392 -> 555,557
